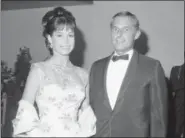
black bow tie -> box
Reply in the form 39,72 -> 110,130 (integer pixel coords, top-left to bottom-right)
112,54 -> 129,62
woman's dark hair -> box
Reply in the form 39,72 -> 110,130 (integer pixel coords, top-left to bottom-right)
42,7 -> 76,37
42,7 -> 76,55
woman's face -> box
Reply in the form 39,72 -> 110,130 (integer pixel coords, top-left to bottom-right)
47,25 -> 75,56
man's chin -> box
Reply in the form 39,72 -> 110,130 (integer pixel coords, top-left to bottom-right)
115,49 -> 131,55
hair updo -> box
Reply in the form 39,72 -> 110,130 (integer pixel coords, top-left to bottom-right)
42,7 -> 76,38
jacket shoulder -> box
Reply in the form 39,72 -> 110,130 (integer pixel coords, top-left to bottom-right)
138,54 -> 161,68
92,56 -> 110,66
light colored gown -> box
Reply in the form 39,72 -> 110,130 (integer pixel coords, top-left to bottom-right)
12,62 -> 96,137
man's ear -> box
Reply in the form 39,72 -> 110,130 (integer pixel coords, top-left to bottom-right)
134,29 -> 141,40
46,35 -> 52,48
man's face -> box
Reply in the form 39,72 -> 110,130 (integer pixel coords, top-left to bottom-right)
111,16 -> 140,55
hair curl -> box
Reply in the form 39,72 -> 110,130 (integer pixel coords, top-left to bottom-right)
42,7 -> 76,38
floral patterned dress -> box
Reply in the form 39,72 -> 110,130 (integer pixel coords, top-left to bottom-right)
12,62 -> 96,137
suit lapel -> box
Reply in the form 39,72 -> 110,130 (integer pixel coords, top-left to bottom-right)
113,51 -> 139,114
102,55 -> 113,112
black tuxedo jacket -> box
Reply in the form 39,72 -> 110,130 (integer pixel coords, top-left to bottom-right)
89,51 -> 168,137
169,63 -> 184,137
170,64 -> 184,92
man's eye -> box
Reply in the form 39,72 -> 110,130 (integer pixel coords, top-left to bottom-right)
114,27 -> 118,31
113,27 -> 119,32
123,28 -> 129,32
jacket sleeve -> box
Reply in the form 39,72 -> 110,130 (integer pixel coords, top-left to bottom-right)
150,61 -> 168,137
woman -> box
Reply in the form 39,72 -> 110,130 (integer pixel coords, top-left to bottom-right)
12,7 -> 96,137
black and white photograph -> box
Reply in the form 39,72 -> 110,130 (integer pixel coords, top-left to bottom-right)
1,1 -> 184,137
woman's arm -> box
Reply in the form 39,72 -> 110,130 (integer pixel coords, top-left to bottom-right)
22,63 -> 41,104
12,63 -> 42,137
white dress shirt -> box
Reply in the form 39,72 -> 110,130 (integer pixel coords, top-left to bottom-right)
106,49 -> 134,109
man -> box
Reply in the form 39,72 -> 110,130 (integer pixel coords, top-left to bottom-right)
89,11 -> 168,137
170,59 -> 184,138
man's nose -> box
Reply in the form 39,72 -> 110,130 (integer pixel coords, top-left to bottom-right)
116,29 -> 124,37
116,31 -> 123,39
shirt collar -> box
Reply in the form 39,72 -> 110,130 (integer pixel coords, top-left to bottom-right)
112,49 -> 134,60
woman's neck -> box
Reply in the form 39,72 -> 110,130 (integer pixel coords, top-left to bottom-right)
49,54 -> 71,68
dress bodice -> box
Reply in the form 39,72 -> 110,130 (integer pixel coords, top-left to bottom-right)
12,62 -> 96,137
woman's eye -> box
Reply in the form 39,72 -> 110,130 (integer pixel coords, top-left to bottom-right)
69,34 -> 74,37
57,34 -> 62,37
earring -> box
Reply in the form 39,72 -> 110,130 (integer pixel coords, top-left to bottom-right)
49,42 -> 53,49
